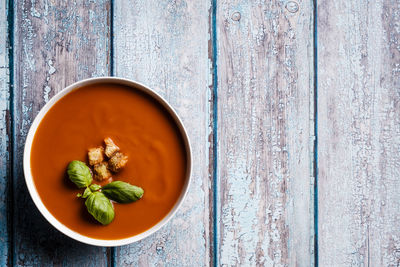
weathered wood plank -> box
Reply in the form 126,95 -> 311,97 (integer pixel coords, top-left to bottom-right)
318,1 -> 400,266
0,0 -> 10,266
216,0 -> 314,265
13,1 -> 111,266
113,0 -> 212,265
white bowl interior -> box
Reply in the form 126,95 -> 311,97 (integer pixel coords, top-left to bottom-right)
23,77 -> 192,247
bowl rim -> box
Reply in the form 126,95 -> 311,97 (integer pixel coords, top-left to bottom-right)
23,77 -> 193,247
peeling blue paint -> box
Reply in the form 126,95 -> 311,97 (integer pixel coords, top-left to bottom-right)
0,0 -> 10,265
113,0 -> 212,265
11,1 -> 111,266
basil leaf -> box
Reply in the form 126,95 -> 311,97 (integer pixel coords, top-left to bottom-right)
85,192 -> 115,225
81,187 -> 92,198
89,184 -> 102,192
67,160 -> 93,188
102,181 -> 144,203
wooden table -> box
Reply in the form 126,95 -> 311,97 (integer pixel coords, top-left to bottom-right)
1,0 -> 399,266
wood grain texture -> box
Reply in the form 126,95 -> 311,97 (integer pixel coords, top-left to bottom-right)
216,0 -> 314,265
113,0 -> 212,265
318,0 -> 400,266
0,0 -> 10,266
13,0 -> 110,266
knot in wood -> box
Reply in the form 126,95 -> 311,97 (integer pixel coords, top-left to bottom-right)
231,11 -> 241,21
285,1 -> 299,13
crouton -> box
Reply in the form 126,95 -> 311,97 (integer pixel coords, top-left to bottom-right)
93,162 -> 112,181
104,137 -> 120,158
88,147 -> 104,166
108,152 -> 128,172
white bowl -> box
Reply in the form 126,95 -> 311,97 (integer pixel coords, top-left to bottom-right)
23,77 -> 192,246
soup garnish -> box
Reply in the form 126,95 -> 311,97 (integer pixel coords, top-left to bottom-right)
66,138 -> 144,225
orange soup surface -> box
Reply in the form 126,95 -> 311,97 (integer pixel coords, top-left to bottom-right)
31,83 -> 187,240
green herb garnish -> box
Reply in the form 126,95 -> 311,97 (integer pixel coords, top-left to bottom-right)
67,160 -> 92,188
85,192 -> 115,225
89,184 -> 102,192
67,160 -> 143,225
102,181 -> 144,203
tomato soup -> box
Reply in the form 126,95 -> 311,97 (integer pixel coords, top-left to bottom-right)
30,83 -> 187,240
